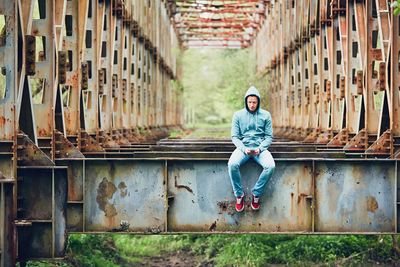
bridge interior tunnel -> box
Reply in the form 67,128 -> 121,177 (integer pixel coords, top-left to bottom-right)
0,0 -> 397,265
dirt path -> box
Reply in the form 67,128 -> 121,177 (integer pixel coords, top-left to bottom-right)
137,249 -> 213,267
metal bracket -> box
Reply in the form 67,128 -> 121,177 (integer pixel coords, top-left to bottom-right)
344,128 -> 368,151
327,128 -> 349,147
365,130 -> 392,156
80,130 -> 105,152
100,131 -> 120,148
316,129 -> 333,144
54,130 -> 84,159
17,131 -> 54,166
304,128 -> 321,143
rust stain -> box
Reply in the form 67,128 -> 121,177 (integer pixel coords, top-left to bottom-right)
174,175 -> 193,194
209,221 -> 217,231
118,181 -> 128,197
96,177 -> 118,217
0,116 -> 5,127
290,192 -> 294,216
38,128 -> 47,136
366,196 -> 378,212
217,201 -> 228,211
68,171 -> 77,201
297,193 -> 309,204
352,165 -> 363,181
217,200 -> 235,215
106,215 -> 116,229
104,204 -> 117,217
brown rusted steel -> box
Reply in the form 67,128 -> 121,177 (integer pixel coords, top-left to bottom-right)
365,129 -> 393,155
170,0 -> 269,48
327,128 -> 349,147
17,132 -> 54,166
343,128 -> 369,151
79,130 -> 105,153
257,0 -> 397,158
54,130 -> 84,159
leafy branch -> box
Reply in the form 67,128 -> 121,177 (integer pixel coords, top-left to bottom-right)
392,0 -> 400,16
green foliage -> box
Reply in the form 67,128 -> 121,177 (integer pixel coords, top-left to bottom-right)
20,234 -> 400,266
392,0 -> 400,16
113,235 -> 191,258
182,48 -> 267,125
66,234 -> 121,267
19,261 -> 71,267
202,235 -> 400,266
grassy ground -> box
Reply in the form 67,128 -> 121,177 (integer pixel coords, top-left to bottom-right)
22,234 -> 400,266
169,123 -> 231,139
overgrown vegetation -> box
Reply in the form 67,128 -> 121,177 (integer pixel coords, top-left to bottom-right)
24,234 -> 400,266
392,0 -> 400,15
182,48 -> 268,126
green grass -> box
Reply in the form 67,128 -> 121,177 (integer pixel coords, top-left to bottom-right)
21,234 -> 400,267
169,123 -> 231,139
114,235 -> 190,257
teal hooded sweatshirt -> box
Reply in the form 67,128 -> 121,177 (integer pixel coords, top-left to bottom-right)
231,86 -> 273,153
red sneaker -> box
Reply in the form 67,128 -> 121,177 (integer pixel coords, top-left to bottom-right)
235,195 -> 245,212
251,194 -> 260,210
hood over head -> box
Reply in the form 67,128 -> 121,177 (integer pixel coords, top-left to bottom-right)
244,86 -> 261,112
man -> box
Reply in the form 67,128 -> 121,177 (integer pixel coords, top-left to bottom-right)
228,86 -> 275,212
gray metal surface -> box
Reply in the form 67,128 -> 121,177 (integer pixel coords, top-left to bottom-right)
59,158 -> 399,234
167,160 -> 313,232
66,161 -> 84,202
18,169 -> 53,220
84,161 -> 166,232
54,169 -> 67,257
315,161 -> 396,232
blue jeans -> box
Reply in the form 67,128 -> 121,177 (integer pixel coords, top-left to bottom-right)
228,148 -> 275,197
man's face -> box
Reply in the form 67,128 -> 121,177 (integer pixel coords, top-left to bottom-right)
247,96 -> 258,112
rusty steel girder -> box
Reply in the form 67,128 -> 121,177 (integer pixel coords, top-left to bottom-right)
0,0 -> 184,265
56,158 -> 396,234
258,0 -> 400,157
170,0 -> 270,48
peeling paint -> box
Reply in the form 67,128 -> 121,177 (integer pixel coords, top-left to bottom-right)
366,196 -> 378,213
209,221 -> 217,231
118,181 -> 128,197
96,177 -> 117,217
174,175 -> 193,194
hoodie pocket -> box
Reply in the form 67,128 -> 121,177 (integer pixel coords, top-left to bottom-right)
256,117 -> 265,130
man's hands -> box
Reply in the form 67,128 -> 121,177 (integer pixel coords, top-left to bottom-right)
245,148 -> 260,156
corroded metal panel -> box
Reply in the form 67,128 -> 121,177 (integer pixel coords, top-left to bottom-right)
67,161 -> 84,202
54,169 -> 67,257
67,204 -> 83,232
0,155 -> 13,180
315,160 -> 396,232
2,183 -> 14,266
22,223 -> 53,259
84,160 -> 166,232
167,160 -> 313,232
18,169 -> 53,220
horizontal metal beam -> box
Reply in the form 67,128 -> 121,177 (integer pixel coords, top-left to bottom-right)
58,158 -> 398,234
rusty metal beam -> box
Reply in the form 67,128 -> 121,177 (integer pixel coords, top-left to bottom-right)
257,0 -> 398,157
170,0 -> 267,48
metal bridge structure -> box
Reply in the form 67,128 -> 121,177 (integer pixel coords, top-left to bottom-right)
0,0 -> 397,265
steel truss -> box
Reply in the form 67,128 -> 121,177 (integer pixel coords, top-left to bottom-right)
257,0 -> 400,157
